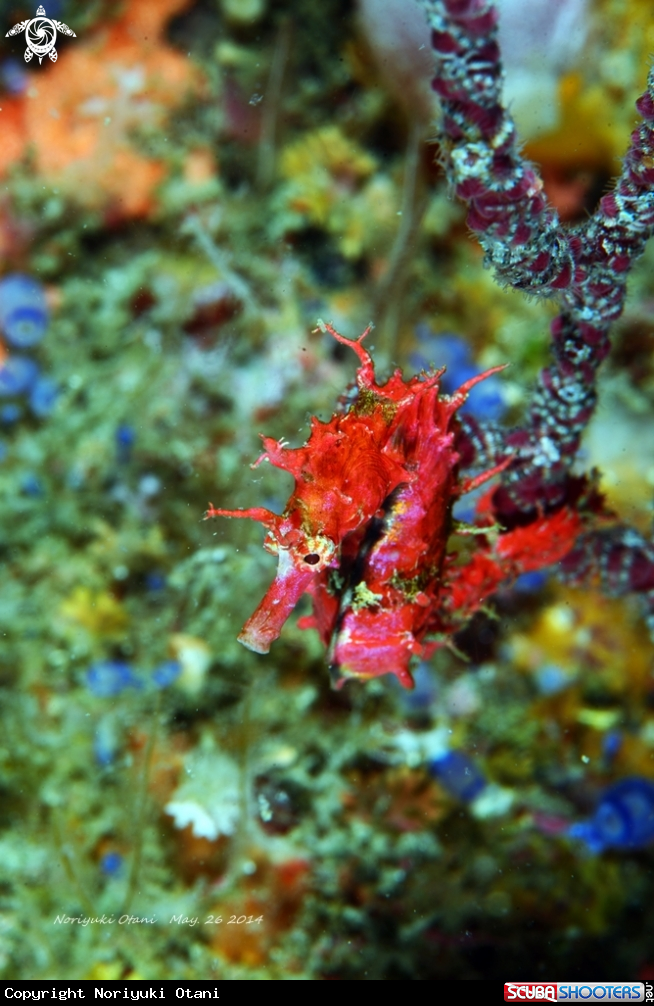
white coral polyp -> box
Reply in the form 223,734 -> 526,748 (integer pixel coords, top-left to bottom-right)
165,750 -> 241,840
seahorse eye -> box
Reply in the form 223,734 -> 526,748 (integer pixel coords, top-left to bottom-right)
303,553 -> 320,565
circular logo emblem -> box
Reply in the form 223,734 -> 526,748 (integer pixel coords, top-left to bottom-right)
25,14 -> 57,63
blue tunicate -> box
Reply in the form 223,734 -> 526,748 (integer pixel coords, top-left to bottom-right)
152,660 -> 181,688
145,571 -> 166,592
410,327 -> 470,375
116,424 -> 136,463
29,375 -> 58,417
0,275 -> 49,348
0,356 -> 40,396
0,58 -> 28,95
602,731 -> 623,764
514,570 -> 549,592
20,473 -> 42,496
462,375 -> 506,421
86,660 -> 137,698
410,326 -> 507,421
535,663 -> 572,696
428,750 -> 487,802
100,851 -> 123,876
0,403 -> 22,425
116,424 -> 135,446
568,778 -> 654,853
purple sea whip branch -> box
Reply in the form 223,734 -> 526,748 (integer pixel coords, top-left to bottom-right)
419,0 -> 654,624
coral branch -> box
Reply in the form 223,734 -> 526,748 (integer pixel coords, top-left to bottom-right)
421,0 -> 654,515
560,526 -> 654,633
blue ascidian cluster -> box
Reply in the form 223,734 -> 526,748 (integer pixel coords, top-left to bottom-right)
428,749 -> 487,801
568,778 -> 654,854
86,659 -> 181,767
0,274 -> 58,433
85,659 -> 181,698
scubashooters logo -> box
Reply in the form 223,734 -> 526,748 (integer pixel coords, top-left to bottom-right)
5,5 -> 76,64
504,985 -> 645,1002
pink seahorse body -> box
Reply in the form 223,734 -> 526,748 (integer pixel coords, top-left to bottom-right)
207,324 -> 509,682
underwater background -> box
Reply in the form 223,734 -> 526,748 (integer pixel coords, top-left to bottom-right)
0,0 -> 653,981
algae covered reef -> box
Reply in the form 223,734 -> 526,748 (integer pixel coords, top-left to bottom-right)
0,0 -> 653,982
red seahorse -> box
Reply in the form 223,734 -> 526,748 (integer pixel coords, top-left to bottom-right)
206,322 -> 520,681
